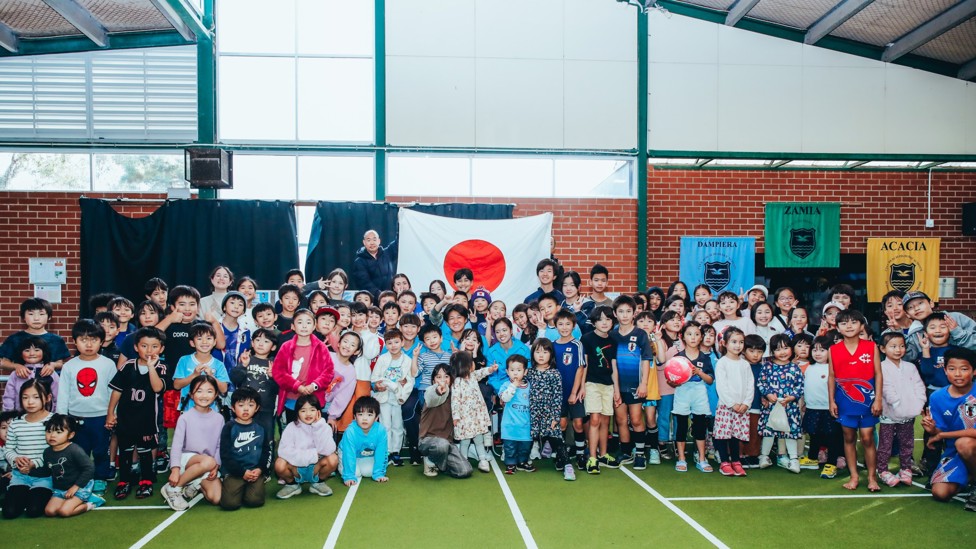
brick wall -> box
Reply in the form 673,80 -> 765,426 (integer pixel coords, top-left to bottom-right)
0,192 -> 163,337
646,169 -> 976,309
388,196 -> 639,295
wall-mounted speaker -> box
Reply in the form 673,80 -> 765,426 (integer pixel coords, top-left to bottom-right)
184,148 -> 233,189
964,202 -> 976,236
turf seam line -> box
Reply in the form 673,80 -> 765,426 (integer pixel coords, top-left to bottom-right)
323,481 -> 359,549
489,457 -> 539,549
620,466 -> 730,549
95,505 -> 171,511
668,494 -> 932,501
128,493 -> 204,549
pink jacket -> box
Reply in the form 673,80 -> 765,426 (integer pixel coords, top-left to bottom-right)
880,358 -> 926,423
271,336 -> 334,415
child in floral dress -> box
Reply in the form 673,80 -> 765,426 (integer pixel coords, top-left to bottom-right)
757,334 -> 805,474
450,351 -> 496,473
526,338 -> 574,480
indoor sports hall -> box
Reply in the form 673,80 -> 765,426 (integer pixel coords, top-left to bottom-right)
1,2 -> 975,548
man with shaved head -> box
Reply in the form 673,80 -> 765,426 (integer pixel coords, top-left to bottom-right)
352,230 -> 398,299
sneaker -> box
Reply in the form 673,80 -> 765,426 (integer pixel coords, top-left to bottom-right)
617,452 -> 634,466
719,462 -> 734,476
648,449 -> 661,465
154,451 -> 169,474
660,444 -> 674,461
389,452 -> 403,467
788,459 -> 801,474
696,461 -> 713,473
505,465 -> 516,475
529,442 -> 541,461
798,457 -> 820,470
275,483 -> 303,499
776,455 -> 790,469
516,462 -> 537,473
88,493 -> 106,508
898,469 -> 914,486
910,464 -> 924,477
820,464 -> 838,479
965,491 -> 976,512
880,471 -> 900,487
563,464 -> 576,481
597,454 -> 620,469
740,456 -> 756,469
161,484 -> 188,510
541,440 -> 553,459
758,456 -> 773,469
586,457 -> 600,475
182,483 -> 200,501
107,464 -> 117,481
423,459 -> 439,477
478,460 -> 491,473
410,447 -> 422,466
92,479 -> 107,495
114,481 -> 131,500
836,456 -> 847,470
633,454 -> 647,471
309,482 -> 333,497
575,453 -> 587,470
135,481 -> 154,499
731,462 -> 747,477
675,460 -> 688,472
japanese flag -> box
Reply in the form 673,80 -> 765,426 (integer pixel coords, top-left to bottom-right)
396,209 -> 553,307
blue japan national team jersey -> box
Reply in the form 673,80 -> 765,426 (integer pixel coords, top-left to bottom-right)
928,385 -> 976,486
611,327 -> 653,390
552,339 -> 584,402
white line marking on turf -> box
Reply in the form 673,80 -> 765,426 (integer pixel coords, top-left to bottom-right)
490,457 -> 539,549
96,505 -> 170,510
323,481 -> 359,549
620,466 -> 729,549
129,493 -> 203,549
855,460 -> 967,504
668,494 -> 931,501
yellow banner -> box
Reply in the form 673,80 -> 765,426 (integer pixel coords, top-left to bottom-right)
866,238 -> 940,301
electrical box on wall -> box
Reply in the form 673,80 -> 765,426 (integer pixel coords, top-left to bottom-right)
939,277 -> 957,299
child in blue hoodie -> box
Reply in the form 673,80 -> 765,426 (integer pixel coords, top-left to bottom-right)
339,396 -> 389,485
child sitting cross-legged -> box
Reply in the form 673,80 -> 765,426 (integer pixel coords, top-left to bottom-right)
42,414 -> 105,517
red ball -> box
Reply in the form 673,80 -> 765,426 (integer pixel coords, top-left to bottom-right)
663,356 -> 694,386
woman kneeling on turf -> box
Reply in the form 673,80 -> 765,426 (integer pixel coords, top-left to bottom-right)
275,394 -> 339,499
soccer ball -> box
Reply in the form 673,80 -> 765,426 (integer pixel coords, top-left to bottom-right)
663,356 -> 694,386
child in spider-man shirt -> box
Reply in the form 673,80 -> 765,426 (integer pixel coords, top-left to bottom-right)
56,319 -> 118,496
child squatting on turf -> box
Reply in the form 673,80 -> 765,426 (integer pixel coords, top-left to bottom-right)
275,394 -> 339,498
338,396 -> 389,485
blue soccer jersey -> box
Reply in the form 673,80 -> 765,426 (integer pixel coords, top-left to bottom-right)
929,385 -> 976,486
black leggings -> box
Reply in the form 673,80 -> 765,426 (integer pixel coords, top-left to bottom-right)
2,485 -> 51,519
674,414 -> 708,442
715,438 -> 742,463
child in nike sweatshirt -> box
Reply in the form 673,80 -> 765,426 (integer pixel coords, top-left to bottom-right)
219,388 -> 270,510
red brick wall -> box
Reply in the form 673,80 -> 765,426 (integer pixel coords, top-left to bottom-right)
0,192 -> 163,338
388,196 -> 639,295
646,169 -> 976,309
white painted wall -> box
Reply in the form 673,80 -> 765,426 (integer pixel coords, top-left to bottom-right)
647,11 -> 976,155
386,0 -> 638,150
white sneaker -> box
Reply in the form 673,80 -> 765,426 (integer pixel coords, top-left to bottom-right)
309,482 -> 333,497
758,455 -> 773,469
478,460 -> 491,473
161,484 -> 188,511
529,442 -> 541,461
563,464 -> 576,481
788,459 -> 801,474
182,483 -> 200,500
276,483 -> 302,499
423,459 -> 438,477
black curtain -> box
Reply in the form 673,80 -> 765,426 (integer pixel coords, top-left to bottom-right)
80,198 -> 298,318
304,202 -> 514,283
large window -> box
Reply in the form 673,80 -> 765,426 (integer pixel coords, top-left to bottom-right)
387,155 -> 635,198
220,153 -> 375,268
0,47 -> 197,142
0,151 -> 184,192
216,0 -> 374,143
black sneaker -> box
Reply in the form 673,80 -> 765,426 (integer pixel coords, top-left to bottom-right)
597,454 -> 620,469
505,465 -> 517,475
633,453 -> 647,470
516,462 -> 537,472
389,452 -> 403,467
586,456 -> 600,475
155,451 -> 169,474
108,464 -> 118,480
114,481 -> 131,500
617,452 -> 634,466
135,481 -> 154,499
965,491 -> 976,512
410,447 -> 421,466
575,453 -> 587,470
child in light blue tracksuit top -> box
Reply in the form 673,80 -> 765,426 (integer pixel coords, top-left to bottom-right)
338,396 -> 389,485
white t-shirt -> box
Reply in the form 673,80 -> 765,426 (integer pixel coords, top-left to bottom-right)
803,362 -> 830,410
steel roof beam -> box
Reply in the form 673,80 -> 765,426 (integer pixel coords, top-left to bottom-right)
0,20 -> 18,52
148,0 -> 194,41
882,0 -> 976,63
960,57 -> 976,80
41,0 -> 109,47
726,0 -> 761,26
805,0 -> 876,45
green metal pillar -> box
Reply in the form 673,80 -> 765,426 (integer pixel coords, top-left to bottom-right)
197,0 -> 217,199
374,0 -> 386,201
637,9 -> 649,290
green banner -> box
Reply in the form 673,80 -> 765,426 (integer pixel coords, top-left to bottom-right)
764,202 -> 840,268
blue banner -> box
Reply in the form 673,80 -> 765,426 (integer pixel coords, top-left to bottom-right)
678,237 -> 756,296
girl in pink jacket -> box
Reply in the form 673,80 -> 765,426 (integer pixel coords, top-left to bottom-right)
272,309 -> 334,422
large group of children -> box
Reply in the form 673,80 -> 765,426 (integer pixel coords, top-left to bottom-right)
2,254 -> 976,520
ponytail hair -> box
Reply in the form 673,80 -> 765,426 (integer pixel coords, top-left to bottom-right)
179,374 -> 220,411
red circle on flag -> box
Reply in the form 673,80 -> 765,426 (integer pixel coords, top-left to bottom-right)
444,239 -> 506,292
